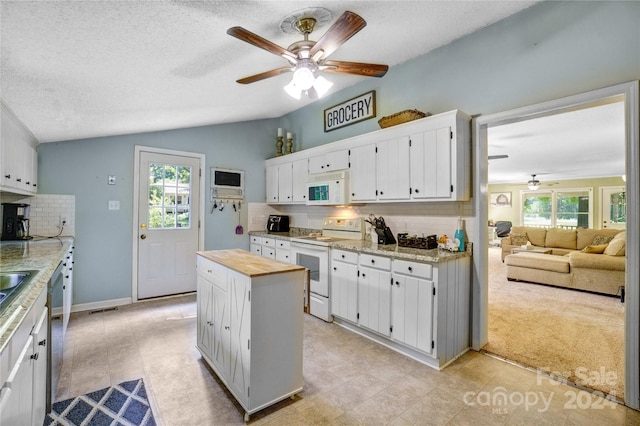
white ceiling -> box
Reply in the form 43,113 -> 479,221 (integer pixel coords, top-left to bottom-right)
1,0 -> 539,143
487,101 -> 626,185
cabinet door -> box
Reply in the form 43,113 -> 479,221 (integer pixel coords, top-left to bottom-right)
197,276 -> 214,359
292,159 -> 308,203
228,270 -> 251,403
0,336 -> 34,426
62,252 -> 73,337
377,137 -> 411,200
326,150 -> 349,171
212,284 -> 230,375
275,249 -> 291,263
265,165 -> 279,203
410,127 -> 452,199
349,144 -> 377,202
358,266 -> 391,336
31,308 -> 48,426
392,275 -> 434,354
30,146 -> 38,192
277,163 -> 293,203
330,260 -> 358,322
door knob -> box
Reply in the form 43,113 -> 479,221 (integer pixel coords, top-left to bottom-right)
140,234 -> 147,239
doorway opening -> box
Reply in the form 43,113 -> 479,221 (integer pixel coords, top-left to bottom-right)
473,81 -> 639,409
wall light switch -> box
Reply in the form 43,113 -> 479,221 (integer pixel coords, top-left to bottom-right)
108,175 -> 116,185
108,200 -> 120,210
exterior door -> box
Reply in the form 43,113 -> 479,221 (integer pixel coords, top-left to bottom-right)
138,151 -> 200,299
601,186 -> 626,229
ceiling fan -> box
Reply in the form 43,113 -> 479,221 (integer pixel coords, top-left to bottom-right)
226,8 -> 389,99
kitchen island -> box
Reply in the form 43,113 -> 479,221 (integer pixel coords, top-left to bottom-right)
196,249 -> 305,421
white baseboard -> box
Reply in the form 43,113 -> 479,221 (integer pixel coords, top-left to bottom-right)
51,297 -> 133,316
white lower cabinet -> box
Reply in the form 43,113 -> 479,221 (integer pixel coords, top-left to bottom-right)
391,260 -> 434,355
0,288 -> 48,426
330,249 -> 358,323
329,249 -> 470,369
196,252 -> 303,421
358,254 -> 392,337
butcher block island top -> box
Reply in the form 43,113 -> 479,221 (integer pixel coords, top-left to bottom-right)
197,248 -> 304,277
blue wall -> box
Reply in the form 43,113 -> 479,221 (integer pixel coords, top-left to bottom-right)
38,1 -> 640,306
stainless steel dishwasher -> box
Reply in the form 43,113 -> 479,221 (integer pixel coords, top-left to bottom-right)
47,261 -> 64,411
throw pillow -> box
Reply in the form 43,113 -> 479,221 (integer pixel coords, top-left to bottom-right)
510,233 -> 529,246
581,244 -> 608,254
604,232 -> 626,256
592,235 -> 614,246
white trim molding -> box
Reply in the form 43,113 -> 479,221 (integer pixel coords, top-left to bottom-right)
473,80 -> 639,410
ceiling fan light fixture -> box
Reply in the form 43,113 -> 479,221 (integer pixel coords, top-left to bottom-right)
292,65 -> 315,90
284,80 -> 302,99
313,75 -> 333,98
527,174 -> 541,190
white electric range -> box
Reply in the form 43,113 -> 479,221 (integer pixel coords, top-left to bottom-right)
290,217 -> 364,321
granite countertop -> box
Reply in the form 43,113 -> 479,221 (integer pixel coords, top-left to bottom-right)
0,237 -> 74,352
197,249 -> 305,277
249,230 -> 470,263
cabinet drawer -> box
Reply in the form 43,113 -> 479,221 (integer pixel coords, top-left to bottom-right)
392,259 -> 432,280
276,249 -> 291,263
261,237 -> 276,247
359,253 -> 391,270
332,249 -> 358,264
262,247 -> 276,259
250,244 -> 262,256
250,235 -> 261,244
197,256 -> 228,290
275,239 -> 290,250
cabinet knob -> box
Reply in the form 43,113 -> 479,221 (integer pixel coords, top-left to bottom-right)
16,178 -> 22,182
26,181 -> 30,185
4,174 -> 9,179
352,193 -> 355,196
327,164 -> 330,168
362,273 -> 366,278
225,326 -> 230,330
333,267 -> 337,271
371,259 -> 375,264
395,281 -> 400,286
341,254 -> 345,259
408,266 -> 413,272
30,353 -> 39,360
415,188 -> 420,193
380,191 -> 383,195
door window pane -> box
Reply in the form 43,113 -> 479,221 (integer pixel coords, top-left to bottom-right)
609,191 -> 626,224
148,162 -> 192,229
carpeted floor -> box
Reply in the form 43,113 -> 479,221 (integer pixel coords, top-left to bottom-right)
45,378 -> 155,426
483,246 -> 625,399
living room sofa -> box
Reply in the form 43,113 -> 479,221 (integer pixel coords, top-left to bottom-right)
501,226 -> 625,296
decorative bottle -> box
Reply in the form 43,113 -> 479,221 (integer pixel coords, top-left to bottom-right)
454,216 -> 465,252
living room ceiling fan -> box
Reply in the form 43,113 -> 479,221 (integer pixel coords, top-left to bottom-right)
226,8 -> 389,99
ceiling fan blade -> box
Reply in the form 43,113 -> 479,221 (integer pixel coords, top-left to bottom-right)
236,67 -> 292,84
322,60 -> 388,77
488,155 -> 509,160
227,27 -> 297,62
309,11 -> 366,61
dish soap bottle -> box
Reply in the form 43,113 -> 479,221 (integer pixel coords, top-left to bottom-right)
454,216 -> 465,252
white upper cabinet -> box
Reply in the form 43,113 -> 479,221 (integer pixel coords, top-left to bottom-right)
277,163 -> 293,203
308,150 -> 349,174
349,144 -> 377,202
264,110 -> 470,205
1,102 -> 38,195
377,136 -> 411,201
291,158 -> 308,203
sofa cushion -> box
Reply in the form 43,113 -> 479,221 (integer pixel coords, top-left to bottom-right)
505,252 -> 570,273
545,228 -> 577,250
510,233 -> 529,246
570,252 -> 626,271
604,231 -> 626,256
576,228 -> 622,250
581,244 -> 608,254
524,228 -> 547,247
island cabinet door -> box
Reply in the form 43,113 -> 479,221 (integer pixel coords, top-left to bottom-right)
212,284 -> 230,376
197,276 -> 214,360
228,270 -> 251,404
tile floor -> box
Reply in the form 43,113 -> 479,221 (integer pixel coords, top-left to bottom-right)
56,294 -> 640,425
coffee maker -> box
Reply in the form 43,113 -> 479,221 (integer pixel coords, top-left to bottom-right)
1,203 -> 32,240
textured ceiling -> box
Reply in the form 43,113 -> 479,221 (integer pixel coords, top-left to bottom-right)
1,0 -> 539,143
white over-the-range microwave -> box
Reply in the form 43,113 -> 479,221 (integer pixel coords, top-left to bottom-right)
306,171 -> 349,205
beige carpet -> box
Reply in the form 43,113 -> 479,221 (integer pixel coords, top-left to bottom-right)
483,246 -> 624,399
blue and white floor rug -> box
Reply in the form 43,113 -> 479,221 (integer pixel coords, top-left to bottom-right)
44,378 -> 156,426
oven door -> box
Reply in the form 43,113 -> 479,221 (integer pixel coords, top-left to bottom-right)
291,242 -> 329,297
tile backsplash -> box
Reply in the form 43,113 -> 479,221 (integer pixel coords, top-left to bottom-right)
247,201 -> 475,242
0,193 -> 76,238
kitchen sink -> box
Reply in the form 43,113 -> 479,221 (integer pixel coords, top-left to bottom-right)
0,270 -> 38,314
